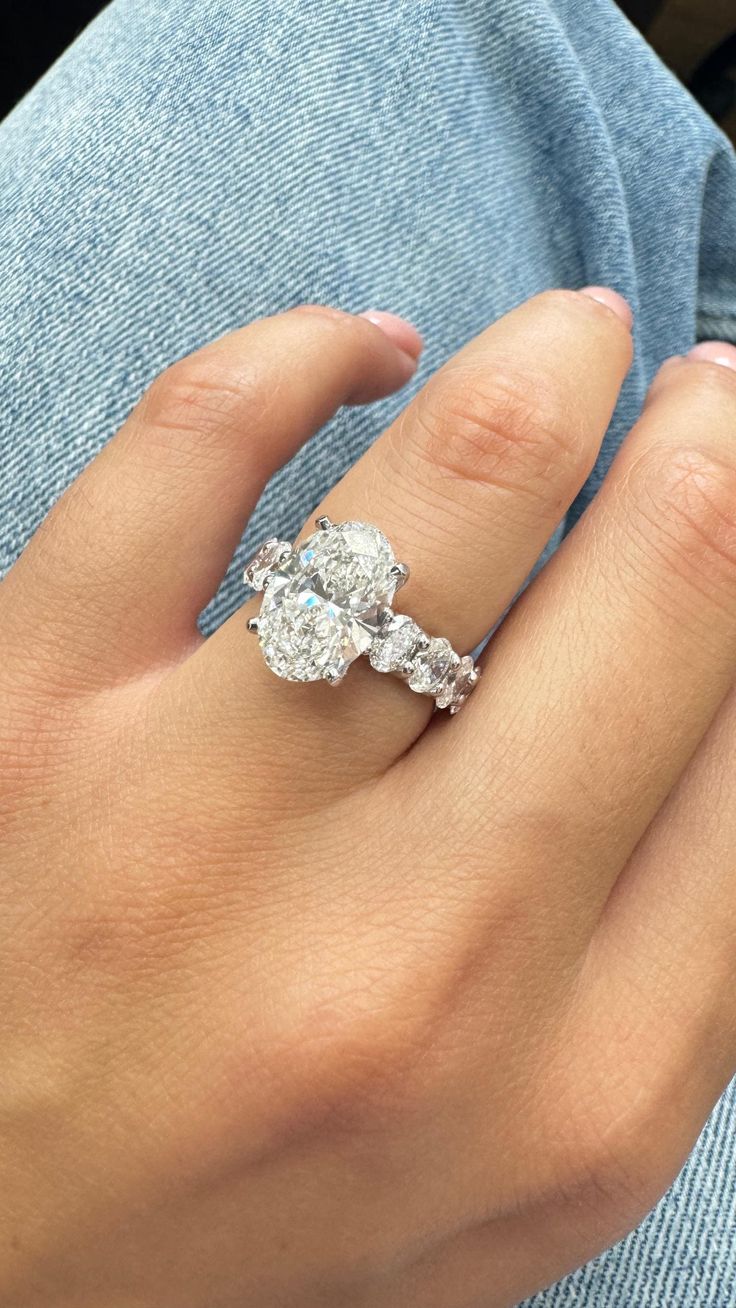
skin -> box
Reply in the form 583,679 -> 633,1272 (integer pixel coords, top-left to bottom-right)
2,289 -> 736,1307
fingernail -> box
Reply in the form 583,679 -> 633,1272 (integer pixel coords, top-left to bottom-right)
687,341 -> 736,371
359,310 -> 424,361
579,286 -> 633,329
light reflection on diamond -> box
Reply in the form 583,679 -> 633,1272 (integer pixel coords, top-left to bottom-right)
408,637 -> 455,695
256,521 -> 396,682
243,538 -> 291,592
369,615 -> 422,673
298,521 -> 396,612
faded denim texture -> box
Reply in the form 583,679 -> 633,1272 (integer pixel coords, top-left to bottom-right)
1,0 -> 735,1303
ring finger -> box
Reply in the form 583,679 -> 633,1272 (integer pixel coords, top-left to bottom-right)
172,288 -> 633,789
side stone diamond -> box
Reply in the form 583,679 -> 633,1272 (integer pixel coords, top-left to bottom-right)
243,538 -> 291,591
408,637 -> 455,695
435,654 -> 478,710
369,614 -> 423,673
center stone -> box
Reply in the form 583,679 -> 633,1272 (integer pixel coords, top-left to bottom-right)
257,521 -> 397,682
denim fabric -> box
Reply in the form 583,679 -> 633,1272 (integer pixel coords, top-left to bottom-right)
1,0 -> 735,1302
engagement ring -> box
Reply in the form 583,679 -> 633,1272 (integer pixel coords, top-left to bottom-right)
243,517 -> 479,713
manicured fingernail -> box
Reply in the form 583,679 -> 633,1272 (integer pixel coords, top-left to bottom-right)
579,286 -> 633,329
359,310 -> 424,361
687,341 -> 736,371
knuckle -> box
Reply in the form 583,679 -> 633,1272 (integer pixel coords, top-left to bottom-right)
276,1003 -> 423,1137
553,1075 -> 675,1224
260,951 -> 449,1148
407,362 -> 591,499
573,1126 -> 666,1224
548,1008 -> 703,1228
627,444 -> 736,586
139,355 -> 266,461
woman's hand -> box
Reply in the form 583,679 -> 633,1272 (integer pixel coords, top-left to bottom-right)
3,292 -> 736,1308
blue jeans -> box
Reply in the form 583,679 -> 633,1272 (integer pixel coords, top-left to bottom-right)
1,1 -> 735,1302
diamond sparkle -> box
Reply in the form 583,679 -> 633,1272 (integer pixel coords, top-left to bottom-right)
408,637 -> 456,696
435,654 -> 477,710
297,521 -> 396,613
369,614 -> 423,673
256,520 -> 397,683
243,538 -> 291,591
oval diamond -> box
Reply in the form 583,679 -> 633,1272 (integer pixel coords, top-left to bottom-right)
243,538 -> 291,591
298,521 -> 396,610
408,637 -> 455,695
369,615 -> 423,673
255,520 -> 397,684
258,574 -> 373,682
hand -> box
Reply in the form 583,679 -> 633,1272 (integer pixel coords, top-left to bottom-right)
2,292 -> 736,1308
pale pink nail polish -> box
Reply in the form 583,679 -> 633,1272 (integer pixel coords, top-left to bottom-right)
687,341 -> 736,372
359,310 -> 424,361
579,286 -> 633,329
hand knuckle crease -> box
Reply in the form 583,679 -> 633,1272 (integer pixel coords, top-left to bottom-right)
634,447 -> 736,576
410,368 -> 583,494
142,361 -> 265,448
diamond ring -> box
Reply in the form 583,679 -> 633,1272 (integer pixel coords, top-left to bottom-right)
243,517 -> 480,714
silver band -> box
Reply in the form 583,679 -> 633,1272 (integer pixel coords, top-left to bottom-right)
243,517 -> 479,714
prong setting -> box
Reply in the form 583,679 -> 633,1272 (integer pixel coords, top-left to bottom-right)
246,616 -> 260,634
389,562 -> 410,590
315,515 -> 333,532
